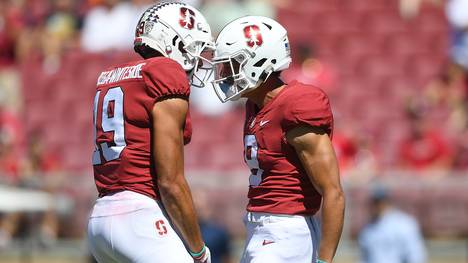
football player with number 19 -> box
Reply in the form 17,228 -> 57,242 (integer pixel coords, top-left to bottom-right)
87,2 -> 214,262
209,16 -> 345,263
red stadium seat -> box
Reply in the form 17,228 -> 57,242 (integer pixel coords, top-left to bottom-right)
19,3 -> 451,174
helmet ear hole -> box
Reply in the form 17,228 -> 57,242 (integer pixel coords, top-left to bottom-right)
259,65 -> 274,82
253,58 -> 267,67
177,40 -> 187,54
259,71 -> 268,82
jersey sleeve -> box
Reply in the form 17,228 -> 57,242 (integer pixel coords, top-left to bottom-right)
141,58 -> 190,102
282,88 -> 333,136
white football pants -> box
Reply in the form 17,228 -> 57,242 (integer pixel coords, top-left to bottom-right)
87,191 -> 193,263
240,212 -> 321,263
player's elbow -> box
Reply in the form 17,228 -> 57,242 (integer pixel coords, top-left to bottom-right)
323,186 -> 345,208
158,174 -> 187,198
159,183 -> 185,201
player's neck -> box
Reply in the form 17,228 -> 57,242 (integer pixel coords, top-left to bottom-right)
246,75 -> 285,108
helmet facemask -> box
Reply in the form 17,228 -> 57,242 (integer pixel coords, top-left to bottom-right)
185,40 -> 215,88
210,49 -> 257,102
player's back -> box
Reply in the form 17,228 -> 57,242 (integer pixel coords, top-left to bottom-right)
92,57 -> 191,200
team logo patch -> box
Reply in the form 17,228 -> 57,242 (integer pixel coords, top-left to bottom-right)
144,21 -> 154,34
135,21 -> 154,37
179,7 -> 195,29
155,219 -> 168,236
244,25 -> 263,48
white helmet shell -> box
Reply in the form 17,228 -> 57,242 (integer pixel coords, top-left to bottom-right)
211,16 -> 291,102
134,2 -> 214,73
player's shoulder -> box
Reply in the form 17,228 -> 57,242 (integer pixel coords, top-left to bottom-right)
140,57 -> 187,86
282,80 -> 329,101
140,57 -> 190,99
277,80 -> 330,110
278,80 -> 334,131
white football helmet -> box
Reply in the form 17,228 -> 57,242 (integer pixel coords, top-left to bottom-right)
134,2 -> 214,86
210,16 -> 291,102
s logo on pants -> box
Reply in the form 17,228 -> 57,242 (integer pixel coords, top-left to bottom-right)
155,220 -> 168,236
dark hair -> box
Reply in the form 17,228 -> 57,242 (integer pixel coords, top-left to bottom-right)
134,44 -> 163,59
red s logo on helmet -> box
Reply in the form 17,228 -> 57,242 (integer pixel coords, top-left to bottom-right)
179,7 -> 195,29
244,25 -> 263,48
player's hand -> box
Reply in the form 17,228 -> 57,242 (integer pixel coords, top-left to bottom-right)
192,245 -> 211,263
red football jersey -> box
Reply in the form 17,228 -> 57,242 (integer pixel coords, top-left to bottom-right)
244,81 -> 334,215
92,57 -> 192,200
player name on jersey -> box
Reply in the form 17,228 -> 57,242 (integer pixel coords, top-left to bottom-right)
97,63 -> 146,85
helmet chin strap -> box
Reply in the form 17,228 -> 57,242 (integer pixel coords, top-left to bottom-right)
186,59 -> 205,87
186,67 -> 195,81
182,52 -> 194,68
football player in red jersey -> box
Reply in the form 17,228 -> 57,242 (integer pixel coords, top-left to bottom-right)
87,2 -> 214,262
209,16 -> 345,263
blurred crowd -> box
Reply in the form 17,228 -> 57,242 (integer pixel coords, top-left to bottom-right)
0,0 -> 467,257
282,0 -> 468,178
2,0 -> 465,176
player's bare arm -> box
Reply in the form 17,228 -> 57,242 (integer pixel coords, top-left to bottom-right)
152,97 -> 205,254
286,125 -> 345,263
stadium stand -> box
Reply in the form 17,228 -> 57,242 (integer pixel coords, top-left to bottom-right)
17,0 -> 452,173
0,2 -> 466,261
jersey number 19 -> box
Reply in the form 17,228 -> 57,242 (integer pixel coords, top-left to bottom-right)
92,87 -> 127,165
